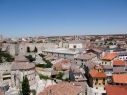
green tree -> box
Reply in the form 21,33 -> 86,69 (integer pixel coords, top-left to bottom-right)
25,55 -> 35,62
37,40 -> 43,43
27,47 -> 30,53
33,47 -> 38,52
108,42 -> 113,45
56,72 -> 64,80
0,52 -> 14,63
22,76 -> 30,95
29,40 -> 34,43
39,54 -> 45,58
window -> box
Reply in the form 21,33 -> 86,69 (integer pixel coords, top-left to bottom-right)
116,83 -> 119,85
103,78 -> 105,81
81,60 -> 83,62
96,87 -> 98,89
96,78 -> 98,81
99,83 -> 101,85
103,82 -> 105,85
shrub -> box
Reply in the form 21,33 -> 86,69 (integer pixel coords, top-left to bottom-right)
39,74 -> 51,80
37,40 -> 43,43
56,72 -> 64,80
25,55 -> 35,62
39,54 -> 45,58
35,60 -> 52,68
0,52 -> 14,62
30,90 -> 36,95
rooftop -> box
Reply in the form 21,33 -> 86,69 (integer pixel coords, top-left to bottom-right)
14,55 -> 29,62
0,91 -> 2,95
38,83 -> 83,95
112,74 -> 127,84
103,65 -> 113,69
113,60 -> 125,66
11,62 -> 35,70
89,69 -> 107,78
113,67 -> 126,73
42,48 -> 78,54
105,85 -> 127,95
75,52 -> 97,60
118,51 -> 127,56
53,59 -> 77,71
44,54 -> 57,60
101,53 -> 117,61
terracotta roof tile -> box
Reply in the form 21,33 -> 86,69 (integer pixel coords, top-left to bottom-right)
53,59 -> 77,71
101,53 -> 117,60
113,60 -> 125,66
0,91 -> 2,95
44,54 -> 56,60
38,83 -> 82,95
89,70 -> 107,78
112,74 -> 127,84
11,62 -> 35,70
75,52 -> 97,60
105,85 -> 127,95
15,55 -> 29,62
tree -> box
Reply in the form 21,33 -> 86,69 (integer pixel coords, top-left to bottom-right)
37,40 -> 43,43
25,55 -> 35,62
22,76 -> 30,95
56,72 -> 64,80
39,54 -> 45,58
33,47 -> 38,52
108,42 -> 113,45
0,52 -> 14,63
27,47 -> 30,53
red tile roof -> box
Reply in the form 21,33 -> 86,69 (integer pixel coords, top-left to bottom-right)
0,91 -> 2,95
53,59 -> 77,71
38,83 -> 82,95
113,60 -> 125,66
112,74 -> 127,84
89,70 -> 107,78
75,52 -> 97,60
105,85 -> 127,95
101,53 -> 117,60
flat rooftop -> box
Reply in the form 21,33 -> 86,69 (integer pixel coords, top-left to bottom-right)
42,48 -> 79,54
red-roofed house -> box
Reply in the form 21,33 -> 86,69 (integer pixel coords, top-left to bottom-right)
38,83 -> 84,95
105,85 -> 127,95
89,69 -> 107,89
112,74 -> 127,86
112,60 -> 125,67
101,53 -> 117,65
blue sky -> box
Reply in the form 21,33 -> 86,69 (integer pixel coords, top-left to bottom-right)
0,0 -> 127,38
